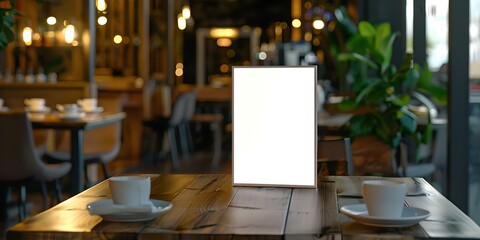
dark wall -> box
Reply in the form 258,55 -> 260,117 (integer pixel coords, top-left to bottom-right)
183,0 -> 292,84
190,0 -> 291,28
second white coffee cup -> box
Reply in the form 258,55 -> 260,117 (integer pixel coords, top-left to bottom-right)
56,104 -> 79,116
109,176 -> 151,206
77,98 -> 97,112
362,180 -> 407,218
25,98 -> 46,111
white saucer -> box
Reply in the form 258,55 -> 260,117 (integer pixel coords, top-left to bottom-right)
87,199 -> 172,222
59,112 -> 86,120
25,107 -> 51,113
0,107 -> 9,112
340,204 -> 430,227
82,107 -> 104,113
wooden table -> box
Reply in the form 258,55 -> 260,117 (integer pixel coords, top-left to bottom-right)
29,111 -> 126,194
6,174 -> 480,239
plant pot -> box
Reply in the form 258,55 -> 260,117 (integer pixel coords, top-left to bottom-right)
351,136 -> 398,176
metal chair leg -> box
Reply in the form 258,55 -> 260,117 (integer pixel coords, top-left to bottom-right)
18,185 -> 27,221
178,122 -> 191,161
53,179 -> 63,204
184,122 -> 195,153
84,165 -> 92,189
40,181 -> 49,209
101,162 -> 110,179
167,128 -> 180,169
211,121 -> 222,167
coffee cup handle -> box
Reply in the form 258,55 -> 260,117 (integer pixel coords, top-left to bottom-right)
24,99 -> 30,106
77,100 -> 83,106
56,104 -> 64,112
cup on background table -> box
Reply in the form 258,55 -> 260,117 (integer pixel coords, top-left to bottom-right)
24,98 -> 46,111
0,98 -> 4,108
362,180 -> 407,218
109,176 -> 151,206
56,103 -> 80,116
77,98 -> 97,112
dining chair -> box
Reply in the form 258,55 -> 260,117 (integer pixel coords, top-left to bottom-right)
190,113 -> 224,166
394,91 -> 440,179
43,97 -> 124,187
171,86 -> 224,167
143,90 -> 197,169
178,89 -> 197,159
170,88 -> 224,167
317,137 -> 354,176
397,140 -> 437,179
0,111 -> 71,221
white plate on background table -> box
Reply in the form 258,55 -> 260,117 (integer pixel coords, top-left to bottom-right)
0,107 -> 9,112
340,204 -> 430,227
58,112 -> 86,121
87,199 -> 172,222
25,106 -> 51,113
82,106 -> 104,114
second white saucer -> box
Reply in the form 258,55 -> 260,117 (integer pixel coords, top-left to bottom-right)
340,204 -> 430,227
25,106 -> 51,113
59,112 -> 86,120
82,106 -> 104,113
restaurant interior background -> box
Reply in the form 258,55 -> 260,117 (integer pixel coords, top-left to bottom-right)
1,0 -> 480,226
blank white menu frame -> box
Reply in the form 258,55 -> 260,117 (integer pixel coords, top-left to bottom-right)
232,66 -> 317,188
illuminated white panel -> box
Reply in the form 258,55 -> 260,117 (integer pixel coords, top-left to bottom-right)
232,66 -> 317,188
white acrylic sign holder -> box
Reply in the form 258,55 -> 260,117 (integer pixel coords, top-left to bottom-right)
232,66 -> 317,188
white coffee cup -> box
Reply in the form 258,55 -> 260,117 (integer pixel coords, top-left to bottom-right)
109,176 -> 151,206
362,180 -> 407,218
77,98 -> 97,112
24,98 -> 46,111
56,104 -> 79,116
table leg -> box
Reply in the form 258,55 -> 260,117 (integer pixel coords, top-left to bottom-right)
70,130 -> 84,194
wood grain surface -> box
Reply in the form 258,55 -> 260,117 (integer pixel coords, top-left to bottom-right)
6,174 -> 480,240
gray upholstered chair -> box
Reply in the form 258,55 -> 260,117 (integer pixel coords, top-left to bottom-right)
0,111 -> 71,221
143,90 -> 197,169
44,97 -> 123,187
178,90 -> 197,158
179,90 -> 224,166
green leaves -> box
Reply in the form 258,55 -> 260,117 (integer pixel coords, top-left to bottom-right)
336,20 -> 447,149
415,64 -> 448,105
0,2 -> 17,50
341,21 -> 399,75
338,52 -> 378,70
400,107 -> 417,134
358,21 -> 376,38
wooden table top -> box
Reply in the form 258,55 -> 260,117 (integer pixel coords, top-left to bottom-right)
28,111 -> 126,130
7,174 -> 480,239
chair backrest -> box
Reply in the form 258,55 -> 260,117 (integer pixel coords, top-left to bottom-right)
169,90 -> 197,126
0,111 -> 50,181
317,137 -> 354,176
56,97 -> 124,160
184,90 -> 197,121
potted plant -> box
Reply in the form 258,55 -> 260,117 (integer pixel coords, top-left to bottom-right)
0,0 -> 17,50
336,21 -> 446,175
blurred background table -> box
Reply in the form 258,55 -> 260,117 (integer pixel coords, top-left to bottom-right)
30,111 -> 126,193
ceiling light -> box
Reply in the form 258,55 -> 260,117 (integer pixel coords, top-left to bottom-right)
210,28 -> 239,38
